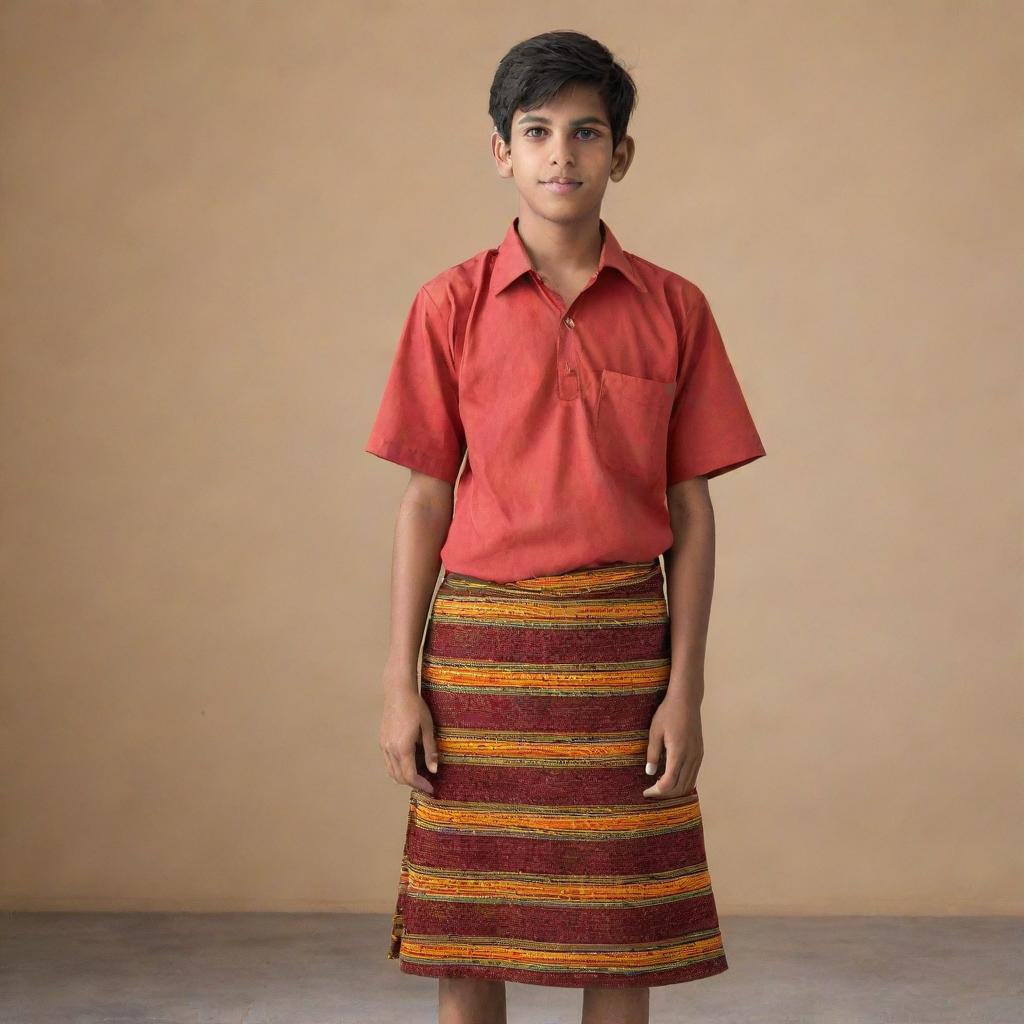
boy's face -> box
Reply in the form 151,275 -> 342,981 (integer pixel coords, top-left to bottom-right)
492,83 -> 634,226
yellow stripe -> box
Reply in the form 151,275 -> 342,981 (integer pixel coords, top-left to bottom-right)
398,931 -> 725,973
422,657 -> 670,693
411,793 -> 701,839
406,864 -> 713,905
442,560 -> 662,597
436,728 -> 648,765
430,594 -> 667,625
511,560 -> 661,591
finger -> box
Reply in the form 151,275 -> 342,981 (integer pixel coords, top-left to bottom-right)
671,760 -> 697,798
680,753 -> 703,796
400,748 -> 434,795
382,748 -> 397,784
644,749 -> 683,797
411,772 -> 435,794
645,732 -> 664,779
421,731 -> 439,774
679,762 -> 699,797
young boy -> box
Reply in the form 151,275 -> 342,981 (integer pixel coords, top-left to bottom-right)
366,30 -> 765,1024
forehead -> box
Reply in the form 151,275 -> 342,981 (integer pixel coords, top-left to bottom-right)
513,83 -> 608,124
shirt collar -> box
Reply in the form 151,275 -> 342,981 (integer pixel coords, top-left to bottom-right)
489,216 -> 647,297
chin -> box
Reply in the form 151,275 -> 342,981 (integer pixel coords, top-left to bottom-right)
536,193 -> 591,216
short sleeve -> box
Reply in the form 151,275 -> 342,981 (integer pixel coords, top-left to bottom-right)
666,290 -> 766,486
364,284 -> 466,484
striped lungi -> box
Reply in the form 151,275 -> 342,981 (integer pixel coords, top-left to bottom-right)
386,557 -> 728,989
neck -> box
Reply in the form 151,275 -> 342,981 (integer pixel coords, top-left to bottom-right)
514,208 -> 604,280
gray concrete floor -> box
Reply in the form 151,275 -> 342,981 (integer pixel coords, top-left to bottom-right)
0,912 -> 1021,1023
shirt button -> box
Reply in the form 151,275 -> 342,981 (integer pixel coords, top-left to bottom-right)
563,315 -> 575,329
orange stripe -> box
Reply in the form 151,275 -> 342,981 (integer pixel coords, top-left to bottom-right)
438,733 -> 647,761
431,595 -> 667,623
411,795 -> 701,836
399,933 -> 725,971
407,866 -> 712,904
423,660 -> 669,691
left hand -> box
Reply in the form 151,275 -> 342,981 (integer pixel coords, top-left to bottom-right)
642,693 -> 704,798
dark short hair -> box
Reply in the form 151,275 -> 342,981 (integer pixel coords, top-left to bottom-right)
488,31 -> 639,150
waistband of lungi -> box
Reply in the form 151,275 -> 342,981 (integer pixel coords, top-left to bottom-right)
441,558 -> 663,597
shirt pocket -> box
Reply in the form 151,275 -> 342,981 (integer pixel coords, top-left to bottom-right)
595,369 -> 675,486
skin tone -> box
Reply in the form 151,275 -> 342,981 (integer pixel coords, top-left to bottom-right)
490,83 -> 635,310
378,84 -> 717,1024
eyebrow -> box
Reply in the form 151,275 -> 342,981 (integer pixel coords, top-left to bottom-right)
516,114 -> 610,128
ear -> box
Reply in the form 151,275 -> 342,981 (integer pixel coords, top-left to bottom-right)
610,134 -> 636,182
491,128 -> 514,179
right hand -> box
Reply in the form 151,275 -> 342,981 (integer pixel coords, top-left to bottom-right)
379,676 -> 439,795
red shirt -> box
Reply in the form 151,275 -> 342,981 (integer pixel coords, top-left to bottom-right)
365,216 -> 766,583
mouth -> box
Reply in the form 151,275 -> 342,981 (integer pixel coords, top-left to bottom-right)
542,179 -> 582,193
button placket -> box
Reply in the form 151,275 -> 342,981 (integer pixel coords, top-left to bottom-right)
558,313 -> 579,400
534,269 -> 601,402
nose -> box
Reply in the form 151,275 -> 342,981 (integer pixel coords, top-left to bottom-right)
548,133 -> 575,169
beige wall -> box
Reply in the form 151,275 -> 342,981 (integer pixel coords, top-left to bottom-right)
1,1 -> 1021,915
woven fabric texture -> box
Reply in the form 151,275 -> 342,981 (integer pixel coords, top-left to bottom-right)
386,558 -> 728,988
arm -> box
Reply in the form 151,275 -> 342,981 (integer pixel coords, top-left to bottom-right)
642,475 -> 715,798
663,476 -> 715,708
377,470 -> 455,795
